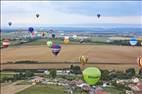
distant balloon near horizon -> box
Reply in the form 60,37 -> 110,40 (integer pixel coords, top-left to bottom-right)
8,22 -> 12,26
64,36 -> 70,44
129,38 -> 138,46
83,67 -> 101,85
97,14 -> 101,18
52,34 -> 56,38
47,41 -> 53,48
2,39 -> 10,48
51,44 -> 61,56
28,27 -> 34,33
36,13 -> 40,18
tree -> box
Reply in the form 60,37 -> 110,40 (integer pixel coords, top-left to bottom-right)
126,68 -> 135,78
25,70 -> 34,78
50,69 -> 56,79
70,65 -> 81,74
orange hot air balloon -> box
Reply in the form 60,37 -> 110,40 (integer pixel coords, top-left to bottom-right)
137,56 -> 142,68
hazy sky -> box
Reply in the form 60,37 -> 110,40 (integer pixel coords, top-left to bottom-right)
1,1 -> 142,27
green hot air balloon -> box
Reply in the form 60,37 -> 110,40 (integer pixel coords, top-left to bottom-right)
46,41 -> 53,48
83,67 -> 101,85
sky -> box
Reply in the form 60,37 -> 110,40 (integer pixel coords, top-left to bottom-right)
1,1 -> 142,27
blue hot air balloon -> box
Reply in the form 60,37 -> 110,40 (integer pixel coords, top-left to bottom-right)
129,38 -> 138,46
51,44 -> 61,56
28,27 -> 34,33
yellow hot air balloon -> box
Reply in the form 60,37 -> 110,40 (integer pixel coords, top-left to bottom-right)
137,56 -> 142,68
64,36 -> 70,44
79,56 -> 88,69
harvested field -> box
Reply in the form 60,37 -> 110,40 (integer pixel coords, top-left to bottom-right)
1,45 -> 142,70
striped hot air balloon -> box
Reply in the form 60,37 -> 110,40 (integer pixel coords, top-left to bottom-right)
79,56 -> 88,69
137,56 -> 142,68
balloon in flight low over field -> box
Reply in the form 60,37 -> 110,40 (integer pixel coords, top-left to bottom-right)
2,39 -> 10,48
83,67 -> 101,85
129,38 -> 138,46
80,56 -> 88,66
47,41 -> 53,48
137,56 -> 142,68
51,44 -> 61,56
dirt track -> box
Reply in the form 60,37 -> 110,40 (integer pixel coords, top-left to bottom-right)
1,45 -> 142,70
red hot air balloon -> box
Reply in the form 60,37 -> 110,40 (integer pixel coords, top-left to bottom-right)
2,39 -> 10,48
51,44 -> 61,56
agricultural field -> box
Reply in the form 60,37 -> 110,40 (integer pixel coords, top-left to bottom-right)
1,44 -> 141,71
16,85 -> 66,94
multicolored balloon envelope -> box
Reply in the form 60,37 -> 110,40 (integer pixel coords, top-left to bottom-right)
2,39 -> 10,48
137,56 -> 142,68
51,44 -> 61,56
129,38 -> 138,46
83,67 -> 101,85
47,41 -> 53,48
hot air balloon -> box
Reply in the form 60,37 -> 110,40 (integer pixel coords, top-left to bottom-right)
28,27 -> 35,38
2,39 -> 10,48
97,14 -> 101,18
42,32 -> 45,38
28,27 -> 34,33
52,34 -> 56,38
137,56 -> 142,68
80,56 -> 88,67
51,44 -> 61,56
64,36 -> 70,44
129,38 -> 138,46
83,67 -> 101,85
36,13 -> 40,18
47,41 -> 53,48
72,35 -> 77,40
8,22 -> 12,26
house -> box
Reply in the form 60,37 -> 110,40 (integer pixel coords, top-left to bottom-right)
31,76 -> 45,83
